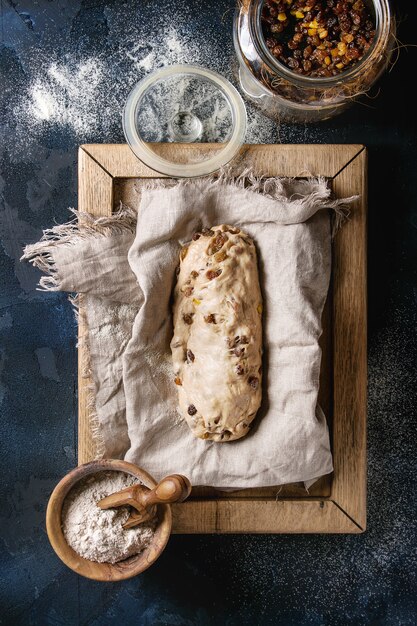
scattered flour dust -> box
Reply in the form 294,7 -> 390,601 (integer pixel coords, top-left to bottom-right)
21,58 -> 105,136
124,26 -> 199,74
15,25 -> 206,142
13,19 -> 279,145
62,471 -> 155,564
88,301 -> 138,353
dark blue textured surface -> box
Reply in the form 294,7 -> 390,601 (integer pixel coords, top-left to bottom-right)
1,1 -> 416,624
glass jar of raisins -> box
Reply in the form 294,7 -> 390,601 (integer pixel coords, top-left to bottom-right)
234,0 -> 395,123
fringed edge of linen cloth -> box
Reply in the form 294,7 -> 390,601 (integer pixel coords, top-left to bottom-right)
138,169 -> 357,237
21,205 -> 137,461
20,175 -> 355,290
20,174 -> 357,460
20,204 -> 137,291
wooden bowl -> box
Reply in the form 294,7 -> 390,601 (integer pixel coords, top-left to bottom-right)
46,459 -> 172,581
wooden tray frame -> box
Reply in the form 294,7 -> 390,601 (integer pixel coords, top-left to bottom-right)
78,143 -> 367,534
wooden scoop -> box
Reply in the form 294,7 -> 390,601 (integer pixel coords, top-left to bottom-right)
97,474 -> 192,529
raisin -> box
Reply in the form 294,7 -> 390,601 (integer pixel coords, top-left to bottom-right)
207,233 -> 227,256
303,45 -> 313,58
339,17 -> 352,33
206,268 -> 222,280
261,0 -> 375,76
204,314 -> 216,324
248,376 -> 259,390
214,250 -> 227,263
345,47 -> 360,61
313,48 -> 328,63
174,377 -> 182,386
356,34 -> 367,47
335,2 -> 347,15
236,364 -> 244,375
182,313 -> 194,325
187,349 -> 195,363
287,57 -> 300,70
234,347 -> 245,357
271,22 -> 284,34
318,68 -> 332,76
183,285 -> 194,297
240,335 -> 249,344
201,228 -> 215,237
192,232 -> 201,241
190,271 -> 199,279
271,44 -> 283,57
187,404 -> 197,416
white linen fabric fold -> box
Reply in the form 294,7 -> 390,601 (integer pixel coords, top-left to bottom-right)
23,174 -> 353,488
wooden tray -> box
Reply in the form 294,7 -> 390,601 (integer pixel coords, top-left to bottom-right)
78,143 -> 367,534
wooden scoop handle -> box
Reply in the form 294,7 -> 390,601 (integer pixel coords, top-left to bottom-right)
97,474 -> 192,529
142,474 -> 192,507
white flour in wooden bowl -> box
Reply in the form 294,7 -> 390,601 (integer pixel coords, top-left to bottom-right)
62,471 -> 155,564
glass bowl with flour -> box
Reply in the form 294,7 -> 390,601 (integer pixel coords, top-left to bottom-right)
46,460 -> 172,581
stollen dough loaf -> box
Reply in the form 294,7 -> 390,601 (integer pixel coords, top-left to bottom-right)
171,225 -> 263,441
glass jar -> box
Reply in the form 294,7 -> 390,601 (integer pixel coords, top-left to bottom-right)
233,0 -> 395,123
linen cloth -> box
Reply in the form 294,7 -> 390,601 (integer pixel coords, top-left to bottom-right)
23,174 -> 351,488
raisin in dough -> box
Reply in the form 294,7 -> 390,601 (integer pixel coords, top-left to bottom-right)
171,225 -> 263,442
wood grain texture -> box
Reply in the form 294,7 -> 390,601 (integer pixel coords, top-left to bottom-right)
82,143 -> 364,179
78,148 -> 114,214
77,149 -> 114,463
171,499 -> 362,533
77,143 -> 367,533
331,148 -> 367,530
77,296 -> 97,463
